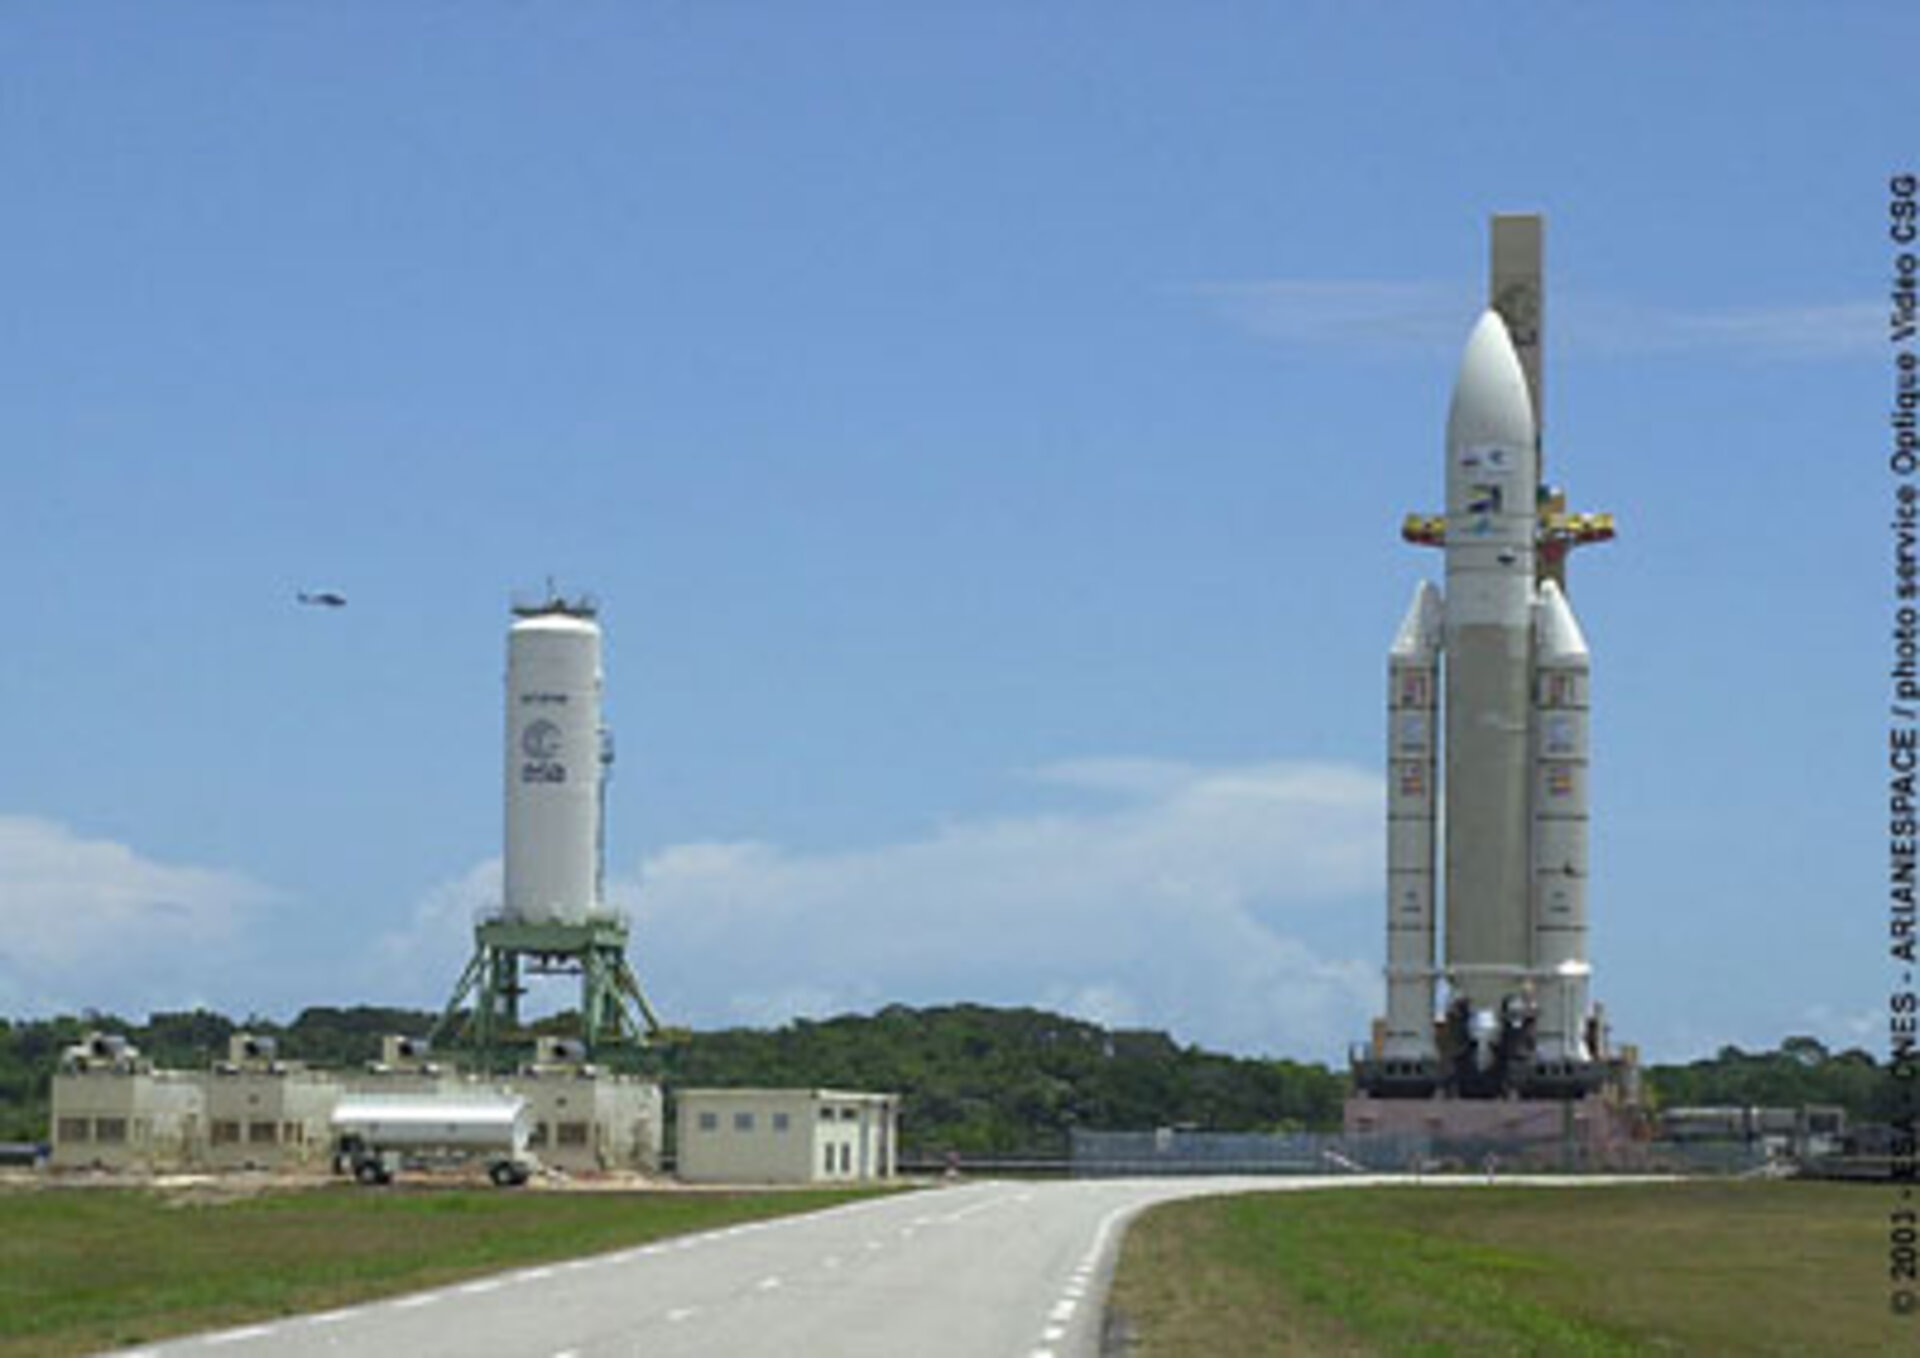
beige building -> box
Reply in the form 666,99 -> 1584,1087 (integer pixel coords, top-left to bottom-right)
49,1036 -> 204,1171
676,1088 -> 898,1185
48,1032 -> 665,1179
202,1035 -> 338,1172
516,1070 -> 663,1174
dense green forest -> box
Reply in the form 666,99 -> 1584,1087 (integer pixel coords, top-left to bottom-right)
0,1005 -> 1900,1153
1639,1036 -> 1905,1123
655,1005 -> 1346,1153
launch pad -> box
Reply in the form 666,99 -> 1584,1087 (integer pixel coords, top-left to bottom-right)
1344,1089 -> 1642,1166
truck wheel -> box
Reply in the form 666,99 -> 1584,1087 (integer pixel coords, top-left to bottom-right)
355,1160 -> 388,1186
490,1161 -> 525,1188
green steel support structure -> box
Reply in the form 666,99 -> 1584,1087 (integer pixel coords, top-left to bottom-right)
433,917 -> 664,1070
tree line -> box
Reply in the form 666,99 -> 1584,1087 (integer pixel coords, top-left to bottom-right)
0,1005 -> 1900,1152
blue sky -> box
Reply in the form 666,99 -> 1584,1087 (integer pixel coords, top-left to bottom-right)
0,4 -> 1901,1063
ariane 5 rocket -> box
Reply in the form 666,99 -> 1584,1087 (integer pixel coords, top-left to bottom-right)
1362,216 -> 1617,1100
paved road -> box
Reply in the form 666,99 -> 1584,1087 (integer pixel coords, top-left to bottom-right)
129,1175 -> 1661,1358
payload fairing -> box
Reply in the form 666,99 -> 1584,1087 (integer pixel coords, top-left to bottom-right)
1359,217 -> 1616,1100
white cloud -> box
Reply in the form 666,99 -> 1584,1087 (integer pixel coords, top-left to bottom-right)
0,815 -> 274,1014
378,759 -> 1385,1060
1189,279 -> 1472,356
632,758 -> 1382,1058
358,857 -> 502,1006
1794,1003 -> 1881,1054
1191,278 -> 1879,361
1559,297 -> 1881,361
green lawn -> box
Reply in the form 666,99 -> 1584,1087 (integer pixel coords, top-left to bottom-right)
1107,1180 -> 1905,1355
0,1183 -> 888,1355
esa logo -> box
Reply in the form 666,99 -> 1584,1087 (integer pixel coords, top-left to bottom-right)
520,719 -> 567,784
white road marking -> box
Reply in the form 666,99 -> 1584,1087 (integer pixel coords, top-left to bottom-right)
666,1307 -> 698,1323
205,1325 -> 276,1346
390,1293 -> 438,1310
939,1190 -> 1026,1224
458,1278 -> 503,1295
1043,1323 -> 1067,1341
552,1350 -> 580,1358
757,1276 -> 783,1291
1049,1299 -> 1077,1322
520,1266 -> 556,1281
302,1310 -> 351,1326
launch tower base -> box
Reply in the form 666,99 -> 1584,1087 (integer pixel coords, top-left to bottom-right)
433,917 -> 663,1070
1344,1092 -> 1643,1168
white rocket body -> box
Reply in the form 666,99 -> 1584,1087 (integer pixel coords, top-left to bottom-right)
503,610 -> 606,926
1380,309 -> 1598,1082
1440,312 -> 1540,1015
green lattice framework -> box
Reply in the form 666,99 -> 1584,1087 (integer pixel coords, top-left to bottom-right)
433,917 -> 664,1069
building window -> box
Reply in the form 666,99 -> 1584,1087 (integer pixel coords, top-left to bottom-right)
772,1112 -> 790,1133
57,1117 -> 90,1144
733,1111 -> 755,1133
818,1106 -> 834,1122
840,1143 -> 852,1173
248,1121 -> 278,1145
94,1118 -> 129,1145
212,1120 -> 242,1145
839,1107 -> 859,1121
557,1121 -> 589,1148
283,1122 -> 305,1146
697,1111 -> 718,1132
530,1122 -> 551,1147
823,1143 -> 835,1175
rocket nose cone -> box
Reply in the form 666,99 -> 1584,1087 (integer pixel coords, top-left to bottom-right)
1534,579 -> 1591,661
1447,310 -> 1536,453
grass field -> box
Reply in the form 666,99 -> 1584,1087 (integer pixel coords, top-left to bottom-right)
0,1182 -> 886,1356
1107,1180 -> 1905,1355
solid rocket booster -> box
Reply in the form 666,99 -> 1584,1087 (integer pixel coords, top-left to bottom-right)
1383,582 -> 1443,1062
1440,311 -> 1540,1016
1531,579 -> 1592,1062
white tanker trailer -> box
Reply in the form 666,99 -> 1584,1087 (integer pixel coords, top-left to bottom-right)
330,1092 -> 537,1187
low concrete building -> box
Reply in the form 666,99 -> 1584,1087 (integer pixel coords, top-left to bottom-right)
676,1088 -> 898,1185
202,1035 -> 337,1172
513,1043 -> 664,1175
48,1032 -> 666,1179
49,1036 -> 204,1171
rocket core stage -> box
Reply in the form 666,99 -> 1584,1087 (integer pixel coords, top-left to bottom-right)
1356,223 -> 1619,1102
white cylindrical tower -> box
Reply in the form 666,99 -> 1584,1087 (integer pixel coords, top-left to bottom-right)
1383,581 -> 1444,1063
503,603 -> 605,926
1441,310 -> 1539,1017
1529,579 -> 1592,1063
